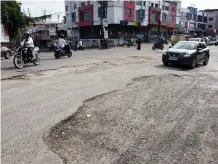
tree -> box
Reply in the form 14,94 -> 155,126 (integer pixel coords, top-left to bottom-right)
1,0 -> 52,40
1,1 -> 28,39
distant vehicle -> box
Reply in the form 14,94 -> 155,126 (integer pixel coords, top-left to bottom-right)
52,44 -> 72,59
203,37 -> 210,42
208,36 -> 216,41
0,46 -> 12,59
152,39 -> 164,50
215,40 -> 218,46
162,41 -> 210,69
171,35 -> 186,46
189,38 -> 205,42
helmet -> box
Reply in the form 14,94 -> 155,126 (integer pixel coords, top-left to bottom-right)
59,34 -> 65,39
24,31 -> 30,38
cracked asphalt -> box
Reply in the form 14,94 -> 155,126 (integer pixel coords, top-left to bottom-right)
1,45 -> 218,164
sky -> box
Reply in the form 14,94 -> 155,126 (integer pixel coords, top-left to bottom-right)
20,0 -> 218,22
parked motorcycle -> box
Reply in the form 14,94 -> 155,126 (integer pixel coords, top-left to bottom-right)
152,40 -> 164,50
53,44 -> 72,59
13,46 -> 40,69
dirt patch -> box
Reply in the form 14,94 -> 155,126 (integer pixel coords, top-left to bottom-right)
44,74 -> 218,164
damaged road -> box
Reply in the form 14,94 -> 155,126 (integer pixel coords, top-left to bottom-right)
1,46 -> 218,164
45,74 -> 218,164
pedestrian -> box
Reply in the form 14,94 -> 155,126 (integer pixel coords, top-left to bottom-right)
136,38 -> 142,50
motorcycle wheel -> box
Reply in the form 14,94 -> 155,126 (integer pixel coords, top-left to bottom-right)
152,46 -> 155,50
13,55 -> 24,69
33,54 -> 40,65
68,51 -> 72,57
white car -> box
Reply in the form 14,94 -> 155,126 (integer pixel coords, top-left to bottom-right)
203,37 -> 210,42
0,46 -> 12,59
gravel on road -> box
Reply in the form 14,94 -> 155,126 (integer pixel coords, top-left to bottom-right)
45,74 -> 218,164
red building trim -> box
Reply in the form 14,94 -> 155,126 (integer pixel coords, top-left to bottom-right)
78,5 -> 93,26
148,7 -> 161,25
124,1 -> 135,21
168,3 -> 177,28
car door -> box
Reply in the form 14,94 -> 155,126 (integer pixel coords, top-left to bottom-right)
201,43 -> 207,59
196,43 -> 204,61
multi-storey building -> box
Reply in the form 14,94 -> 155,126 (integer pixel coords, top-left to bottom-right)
196,10 -> 207,32
65,0 -> 181,39
205,9 -> 218,35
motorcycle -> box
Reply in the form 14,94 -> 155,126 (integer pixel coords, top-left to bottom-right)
53,44 -> 72,59
127,40 -> 137,48
152,40 -> 164,50
13,46 -> 40,69
74,44 -> 85,51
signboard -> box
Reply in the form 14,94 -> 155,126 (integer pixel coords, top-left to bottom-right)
127,22 -> 137,26
102,19 -> 108,27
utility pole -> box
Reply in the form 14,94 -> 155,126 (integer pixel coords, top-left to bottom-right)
98,1 -> 108,49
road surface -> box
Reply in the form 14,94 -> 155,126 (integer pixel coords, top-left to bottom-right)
1,45 -> 218,164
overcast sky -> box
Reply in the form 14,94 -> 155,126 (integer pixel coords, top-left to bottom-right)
20,0 -> 218,22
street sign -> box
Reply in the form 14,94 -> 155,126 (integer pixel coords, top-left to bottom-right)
102,19 -> 108,27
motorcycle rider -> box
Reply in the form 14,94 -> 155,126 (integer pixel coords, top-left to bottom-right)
21,31 -> 35,60
57,34 -> 67,51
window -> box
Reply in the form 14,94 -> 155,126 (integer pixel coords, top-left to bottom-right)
65,5 -> 69,11
128,9 -> 132,17
165,6 -> 169,11
162,13 -> 167,22
172,16 -> 175,22
152,12 -> 157,22
162,6 -> 165,10
151,3 -> 154,7
74,4 -> 76,9
143,1 -> 146,6
201,43 -> 206,49
172,7 -> 174,12
204,17 -> 207,23
81,2 -> 85,7
155,4 -> 158,8
208,25 -> 213,28
209,17 -> 214,21
87,1 -> 90,5
80,10 -> 90,21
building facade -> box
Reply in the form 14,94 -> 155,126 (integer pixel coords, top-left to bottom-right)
65,0 -> 181,39
180,7 -> 208,35
205,9 -> 218,35
1,23 -> 9,43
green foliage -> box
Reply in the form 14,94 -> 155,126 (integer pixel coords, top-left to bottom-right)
1,0 -> 52,40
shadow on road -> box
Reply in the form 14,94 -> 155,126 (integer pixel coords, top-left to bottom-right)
154,64 -> 203,71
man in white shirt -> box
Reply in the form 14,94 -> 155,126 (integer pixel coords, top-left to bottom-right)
21,31 -> 35,59
57,34 -> 67,49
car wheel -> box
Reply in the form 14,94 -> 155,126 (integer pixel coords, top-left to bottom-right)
203,55 -> 209,66
190,57 -> 197,69
152,46 -> 155,50
5,51 -> 11,59
163,62 -> 168,66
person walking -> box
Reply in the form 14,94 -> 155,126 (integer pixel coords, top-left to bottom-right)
136,38 -> 142,50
